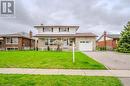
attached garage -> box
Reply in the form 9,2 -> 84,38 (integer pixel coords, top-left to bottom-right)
79,41 -> 93,51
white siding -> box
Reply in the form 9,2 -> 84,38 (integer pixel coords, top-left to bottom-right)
37,27 -> 43,33
36,26 -> 77,34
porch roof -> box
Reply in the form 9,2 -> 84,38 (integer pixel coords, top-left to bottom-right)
34,33 -> 97,37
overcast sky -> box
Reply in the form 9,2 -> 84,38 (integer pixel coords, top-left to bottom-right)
0,0 -> 130,35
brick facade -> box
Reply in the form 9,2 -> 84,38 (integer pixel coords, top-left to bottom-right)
97,39 -> 118,49
0,37 -> 35,50
96,31 -> 120,50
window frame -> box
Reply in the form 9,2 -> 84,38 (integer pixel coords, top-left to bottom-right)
6,37 -> 18,44
45,38 -> 56,45
59,27 -> 69,32
44,28 -> 53,32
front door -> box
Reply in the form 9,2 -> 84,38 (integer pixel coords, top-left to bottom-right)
63,39 -> 68,47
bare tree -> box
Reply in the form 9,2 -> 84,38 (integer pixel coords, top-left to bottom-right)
54,40 -> 63,51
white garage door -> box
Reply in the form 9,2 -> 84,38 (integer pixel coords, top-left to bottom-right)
79,41 -> 93,51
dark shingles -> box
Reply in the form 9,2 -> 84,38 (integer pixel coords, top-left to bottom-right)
107,34 -> 120,39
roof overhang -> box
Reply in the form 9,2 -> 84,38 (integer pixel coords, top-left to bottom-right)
34,33 -> 97,37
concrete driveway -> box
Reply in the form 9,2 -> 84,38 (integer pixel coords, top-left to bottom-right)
84,51 -> 130,86
84,51 -> 130,70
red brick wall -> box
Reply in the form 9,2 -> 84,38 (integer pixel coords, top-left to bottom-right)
3,37 -> 35,50
97,39 -> 118,49
112,39 -> 118,48
97,41 -> 105,47
20,38 -> 35,50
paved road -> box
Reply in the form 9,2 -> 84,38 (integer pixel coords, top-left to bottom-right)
84,51 -> 130,70
0,68 -> 130,77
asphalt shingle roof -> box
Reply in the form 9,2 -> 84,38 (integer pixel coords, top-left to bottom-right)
0,32 -> 33,39
107,34 -> 120,39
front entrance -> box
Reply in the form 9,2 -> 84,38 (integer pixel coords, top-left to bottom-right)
79,41 -> 93,51
63,39 -> 68,47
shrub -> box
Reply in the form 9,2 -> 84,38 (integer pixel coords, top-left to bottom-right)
117,22 -> 130,53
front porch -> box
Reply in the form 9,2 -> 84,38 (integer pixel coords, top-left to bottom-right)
38,37 -> 76,51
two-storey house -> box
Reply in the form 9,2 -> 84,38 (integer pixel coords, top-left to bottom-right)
34,24 -> 97,51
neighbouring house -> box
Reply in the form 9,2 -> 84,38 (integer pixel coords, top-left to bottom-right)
0,31 -> 35,50
96,31 -> 120,50
34,24 -> 97,51
0,36 -> 4,50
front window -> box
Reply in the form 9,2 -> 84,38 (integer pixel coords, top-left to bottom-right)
49,39 -> 56,45
6,37 -> 18,44
45,38 -> 56,45
6,38 -> 11,44
12,38 -> 18,44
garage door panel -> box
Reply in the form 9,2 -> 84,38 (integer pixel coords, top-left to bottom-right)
79,41 -> 93,51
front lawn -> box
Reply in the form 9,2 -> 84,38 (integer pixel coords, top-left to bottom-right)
0,51 -> 106,69
0,74 -> 122,86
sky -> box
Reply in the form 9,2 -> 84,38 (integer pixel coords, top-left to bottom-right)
0,0 -> 130,35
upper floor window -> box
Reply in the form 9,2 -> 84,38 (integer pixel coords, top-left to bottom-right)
43,27 -> 53,32
6,37 -> 18,44
59,27 -> 69,32
43,28 -> 44,32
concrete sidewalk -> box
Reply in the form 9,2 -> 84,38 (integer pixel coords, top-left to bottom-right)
0,68 -> 130,78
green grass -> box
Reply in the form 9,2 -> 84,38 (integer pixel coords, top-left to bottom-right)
0,74 -> 122,86
0,51 -> 106,69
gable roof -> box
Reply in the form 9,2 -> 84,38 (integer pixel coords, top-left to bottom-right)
34,33 -> 97,37
97,34 -> 120,42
